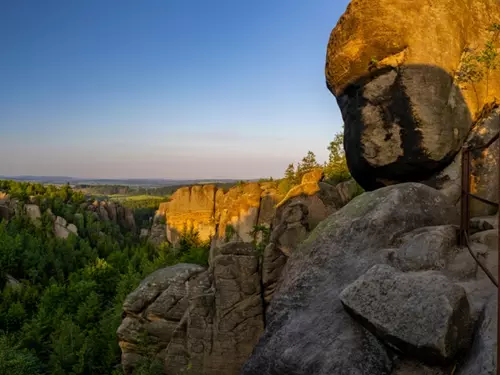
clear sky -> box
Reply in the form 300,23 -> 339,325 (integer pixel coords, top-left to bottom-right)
0,0 -> 350,179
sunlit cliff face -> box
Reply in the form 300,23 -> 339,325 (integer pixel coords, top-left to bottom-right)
325,0 -> 500,190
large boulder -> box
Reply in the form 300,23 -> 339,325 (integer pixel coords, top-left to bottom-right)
325,0 -> 500,191
241,183 -> 466,375
340,264 -> 472,364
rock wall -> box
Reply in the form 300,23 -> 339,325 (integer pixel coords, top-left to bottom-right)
156,170 -> 334,248
326,0 -> 500,197
86,200 -> 137,233
117,243 -> 264,375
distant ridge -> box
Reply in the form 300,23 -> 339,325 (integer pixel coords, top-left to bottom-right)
0,175 -> 256,187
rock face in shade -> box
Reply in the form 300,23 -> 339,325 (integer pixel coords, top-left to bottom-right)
86,200 -> 137,232
325,0 -> 500,193
117,243 -> 264,375
457,295 -> 497,375
241,183 -> 483,375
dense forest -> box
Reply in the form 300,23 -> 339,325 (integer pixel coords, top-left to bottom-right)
0,180 -> 209,375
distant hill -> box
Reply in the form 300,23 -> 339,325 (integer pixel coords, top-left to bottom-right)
0,175 -> 245,187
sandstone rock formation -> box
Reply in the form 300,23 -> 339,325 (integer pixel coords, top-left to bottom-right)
25,204 -> 41,224
53,215 -> 79,239
326,0 -> 500,194
0,194 -> 14,221
155,181 -> 283,248
241,183 -> 497,375
340,264 -> 472,363
276,167 -> 324,206
154,170 -> 349,249
86,200 -> 137,233
118,243 -> 264,375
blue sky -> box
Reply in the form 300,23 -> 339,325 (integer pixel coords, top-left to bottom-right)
0,0 -> 350,179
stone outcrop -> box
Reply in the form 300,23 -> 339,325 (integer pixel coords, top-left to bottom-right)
156,183 -> 271,247
276,167 -> 324,206
336,178 -> 362,206
156,182 -> 280,248
0,194 -> 15,221
325,0 -> 500,194
153,171 -> 354,249
117,243 -> 264,375
25,204 -> 42,225
87,200 -> 137,233
340,264 -> 472,363
53,215 -> 78,239
241,183 -> 497,375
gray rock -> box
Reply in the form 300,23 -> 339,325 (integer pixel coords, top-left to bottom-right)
149,214 -> 167,246
123,263 -> 206,314
241,183 -> 459,375
25,204 -> 41,223
54,224 -> 70,239
470,229 -> 498,252
389,225 -> 459,272
6,274 -> 21,289
470,216 -> 498,234
391,359 -> 448,375
340,264 -> 472,364
261,242 -> 287,304
386,225 -> 477,282
55,216 -> 67,227
336,179 -> 361,205
66,223 -> 78,235
0,198 -> 11,221
457,295 -> 497,375
119,242 -> 264,375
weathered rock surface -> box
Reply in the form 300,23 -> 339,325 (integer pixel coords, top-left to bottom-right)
326,0 -> 500,192
340,264 -> 472,364
25,204 -> 41,223
149,215 -> 167,246
87,200 -> 137,233
387,225 -> 488,284
241,183 -> 476,375
118,243 -> 265,375
214,182 -> 264,246
471,215 -> 498,234
434,107 -> 500,216
276,167 -> 324,206
391,359 -> 448,375
158,182 -> 282,248
457,295 -> 497,375
154,170 -> 346,248
336,178 -> 362,205
53,215 -> 78,239
471,229 -> 498,251
0,195 -> 13,221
